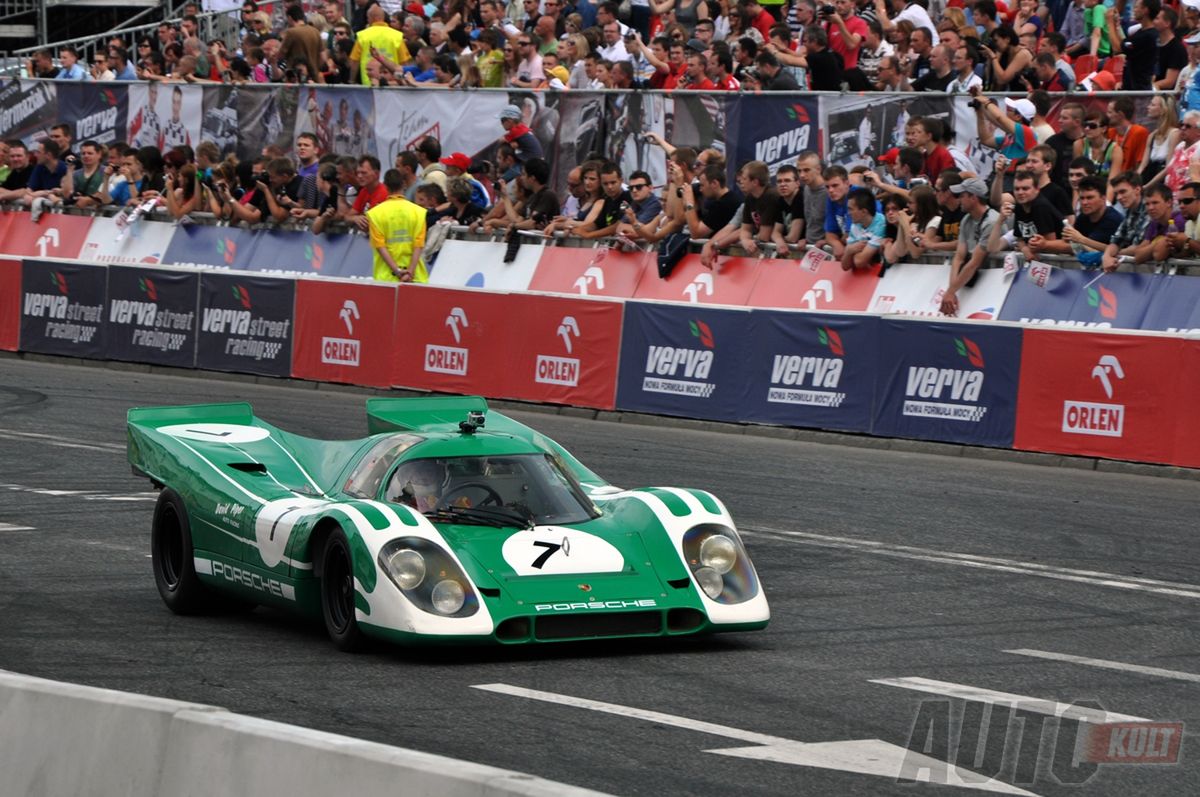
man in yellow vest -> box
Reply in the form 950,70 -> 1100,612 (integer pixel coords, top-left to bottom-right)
368,169 -> 428,283
349,5 -> 411,86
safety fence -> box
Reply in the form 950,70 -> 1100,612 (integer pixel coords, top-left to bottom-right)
5,252 -> 1199,469
0,79 -> 1158,195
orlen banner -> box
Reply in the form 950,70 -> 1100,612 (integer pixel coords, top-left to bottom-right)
197,273 -> 294,378
0,212 -> 92,260
746,258 -> 881,312
0,259 -> 20,351
1013,329 -> 1183,464
391,286 -> 516,397
616,301 -> 752,421
504,293 -> 623,409
19,258 -> 107,359
632,255 -> 759,306
998,269 -> 1156,329
872,319 -> 1022,447
292,278 -> 396,387
869,265 -> 1014,321
105,266 -> 199,367
527,246 -> 649,299
741,311 -> 878,432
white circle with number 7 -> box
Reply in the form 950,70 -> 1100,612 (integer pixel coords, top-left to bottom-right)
501,527 -> 625,576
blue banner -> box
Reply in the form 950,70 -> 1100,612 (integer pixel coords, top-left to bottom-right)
19,259 -> 107,359
242,229 -> 373,278
56,83 -> 128,147
998,269 -> 1157,330
162,225 -> 259,270
105,266 -> 199,367
196,272 -> 294,377
1139,275 -> 1200,333
872,319 -> 1022,447
741,311 -> 878,432
726,95 -> 818,180
615,302 -> 752,421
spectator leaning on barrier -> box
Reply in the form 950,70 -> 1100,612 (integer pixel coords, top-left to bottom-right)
348,155 -> 388,230
734,161 -> 779,256
842,189 -> 887,270
989,168 -> 1064,261
368,168 -> 428,283
1101,172 -> 1151,272
796,152 -> 828,246
925,170 -> 964,252
822,165 -> 854,257
63,141 -> 106,210
681,162 -> 740,242
1136,184 -> 1186,266
0,141 -> 32,203
940,177 -> 1001,316
1168,180 -> 1200,258
772,164 -> 805,256
574,161 -> 630,240
1053,176 -> 1124,265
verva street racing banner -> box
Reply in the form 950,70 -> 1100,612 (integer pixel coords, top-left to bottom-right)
726,95 -> 819,179
105,266 -> 199,367
19,258 -> 107,359
872,318 -> 1022,447
291,278 -> 396,387
196,273 -> 295,378
57,83 -> 128,147
741,310 -> 878,432
1013,328 -> 1185,464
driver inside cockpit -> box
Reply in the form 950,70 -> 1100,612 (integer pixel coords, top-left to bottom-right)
390,459 -> 446,512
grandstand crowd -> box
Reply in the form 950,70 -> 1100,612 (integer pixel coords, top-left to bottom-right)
8,0 -> 1200,295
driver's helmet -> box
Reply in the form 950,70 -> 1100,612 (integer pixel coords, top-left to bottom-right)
396,459 -> 445,512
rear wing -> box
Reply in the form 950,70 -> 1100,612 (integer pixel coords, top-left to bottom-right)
127,402 -> 254,428
366,396 -> 489,434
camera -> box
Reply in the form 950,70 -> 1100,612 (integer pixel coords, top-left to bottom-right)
819,4 -> 835,14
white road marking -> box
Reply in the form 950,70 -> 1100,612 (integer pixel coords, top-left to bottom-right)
473,683 -> 1035,795
1005,649 -> 1200,685
0,428 -> 124,452
0,483 -> 157,502
869,678 -> 1150,723
0,522 -> 35,532
743,526 -> 1200,600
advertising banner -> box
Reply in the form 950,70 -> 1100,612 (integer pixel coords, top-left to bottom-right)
372,89 -> 512,166
1137,275 -> 1200,334
391,285 -> 517,397
741,311 -> 878,432
1174,340 -> 1200,468
0,212 -> 93,260
78,216 -> 176,265
505,293 -> 623,409
872,319 -> 1022,447
1013,329 -> 1183,464
821,94 -> 951,168
726,95 -> 819,178
868,264 -> 1014,320
19,258 -> 107,359
291,278 -> 395,387
526,246 -> 650,298
239,228 -> 373,278
197,272 -> 294,378
0,79 -> 57,146
997,268 -> 1157,330
631,254 -> 759,306
200,84 -> 240,159
56,83 -> 128,147
236,84 -> 299,163
127,82 -> 202,151
746,257 -> 881,311
295,85 -> 376,162
0,259 -> 20,351
161,225 -> 258,270
104,266 -> 199,367
427,239 -> 545,291
615,301 -> 752,421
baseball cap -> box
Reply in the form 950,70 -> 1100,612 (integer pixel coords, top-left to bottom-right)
1004,97 -> 1036,121
950,176 -> 988,197
439,152 -> 472,171
498,104 -> 523,121
878,147 -> 900,165
685,38 -> 706,54
405,2 -> 426,17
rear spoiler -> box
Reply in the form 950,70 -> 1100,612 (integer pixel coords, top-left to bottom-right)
366,396 -> 489,434
127,402 -> 254,427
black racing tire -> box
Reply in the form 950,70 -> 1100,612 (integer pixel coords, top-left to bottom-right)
320,528 -> 366,652
151,488 -> 211,615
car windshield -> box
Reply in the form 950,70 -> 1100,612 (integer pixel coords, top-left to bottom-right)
342,434 -> 424,498
384,453 -> 598,526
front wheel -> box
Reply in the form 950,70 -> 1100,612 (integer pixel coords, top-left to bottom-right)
321,528 -> 365,651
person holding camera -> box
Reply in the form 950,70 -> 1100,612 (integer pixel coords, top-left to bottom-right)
822,0 -> 867,71
61,140 -> 107,210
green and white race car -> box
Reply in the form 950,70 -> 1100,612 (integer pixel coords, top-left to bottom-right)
127,397 -> 769,648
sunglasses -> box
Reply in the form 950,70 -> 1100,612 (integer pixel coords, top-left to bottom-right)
629,183 -> 649,190
518,40 -> 532,46
1184,124 -> 1200,130
1084,122 -> 1103,129
1182,197 -> 1198,204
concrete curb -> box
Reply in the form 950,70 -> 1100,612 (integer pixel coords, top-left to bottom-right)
0,670 -> 610,797
6,349 -> 1199,482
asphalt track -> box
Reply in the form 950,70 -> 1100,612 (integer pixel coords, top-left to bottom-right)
0,356 -> 1197,796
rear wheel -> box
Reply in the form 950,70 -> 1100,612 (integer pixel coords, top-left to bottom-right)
320,528 -> 365,651
151,488 -> 210,614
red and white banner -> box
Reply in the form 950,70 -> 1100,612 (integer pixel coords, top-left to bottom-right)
291,278 -> 396,387
1173,339 -> 1200,468
0,212 -> 93,260
504,293 -> 622,409
1013,329 -> 1184,464
527,246 -> 650,299
0,259 -> 20,351
868,264 -> 1015,321
632,254 -> 759,306
78,216 -> 176,265
746,257 -> 881,311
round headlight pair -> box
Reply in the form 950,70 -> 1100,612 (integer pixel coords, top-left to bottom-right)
382,546 -> 467,615
694,535 -> 738,599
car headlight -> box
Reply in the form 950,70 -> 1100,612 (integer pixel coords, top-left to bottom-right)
378,537 -> 478,617
682,524 -> 759,604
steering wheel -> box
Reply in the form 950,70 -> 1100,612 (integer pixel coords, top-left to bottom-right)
436,482 -> 504,510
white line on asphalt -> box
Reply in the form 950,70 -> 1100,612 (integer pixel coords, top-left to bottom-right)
0,428 -> 124,453
742,526 -> 1200,600
1004,649 -> 1200,684
869,677 -> 1150,723
0,522 -> 35,532
0,483 -> 156,502
473,683 -> 1037,795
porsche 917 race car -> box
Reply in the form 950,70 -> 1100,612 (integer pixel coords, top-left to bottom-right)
127,397 -> 769,648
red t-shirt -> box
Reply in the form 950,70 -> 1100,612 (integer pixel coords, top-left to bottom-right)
682,77 -> 717,90
661,63 -> 688,91
922,145 -> 956,181
713,74 -> 741,91
827,16 -> 869,70
750,9 -> 775,39
353,181 -> 389,214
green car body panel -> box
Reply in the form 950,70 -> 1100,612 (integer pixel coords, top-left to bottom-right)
128,396 -> 770,646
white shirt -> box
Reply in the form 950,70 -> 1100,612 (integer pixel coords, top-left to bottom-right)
597,39 -> 632,63
895,3 -> 939,45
